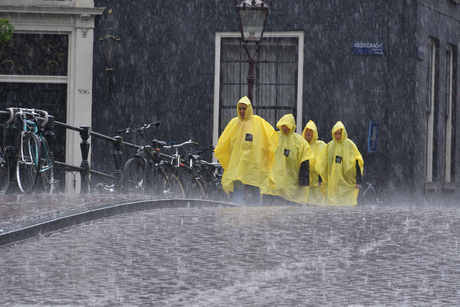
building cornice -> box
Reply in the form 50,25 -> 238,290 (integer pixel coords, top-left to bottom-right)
0,5 -> 105,16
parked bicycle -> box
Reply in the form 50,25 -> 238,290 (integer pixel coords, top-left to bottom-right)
184,145 -> 229,202
117,122 -> 168,195
0,126 -> 9,195
7,108 -> 55,194
200,159 -> 229,202
162,140 -> 203,199
360,182 -> 383,205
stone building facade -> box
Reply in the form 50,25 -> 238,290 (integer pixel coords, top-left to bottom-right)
1,0 -> 460,203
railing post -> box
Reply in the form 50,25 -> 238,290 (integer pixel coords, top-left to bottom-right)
113,136 -> 123,190
44,115 -> 55,164
79,126 -> 90,194
4,114 -> 17,188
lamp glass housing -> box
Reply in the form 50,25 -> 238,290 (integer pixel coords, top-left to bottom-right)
236,0 -> 270,43
100,35 -> 119,70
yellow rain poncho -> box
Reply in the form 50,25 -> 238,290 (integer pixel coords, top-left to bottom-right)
214,97 -> 278,194
317,121 -> 364,206
261,114 -> 314,204
302,120 -> 327,206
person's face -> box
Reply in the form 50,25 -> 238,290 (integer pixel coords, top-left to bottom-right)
304,128 -> 314,143
238,103 -> 247,119
334,129 -> 342,141
281,125 -> 291,135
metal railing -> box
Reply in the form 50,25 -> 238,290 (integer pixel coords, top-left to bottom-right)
0,109 -> 131,194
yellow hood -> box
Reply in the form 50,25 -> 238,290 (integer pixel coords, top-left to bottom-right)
237,96 -> 253,121
331,121 -> 348,143
276,114 -> 296,135
302,120 -> 319,143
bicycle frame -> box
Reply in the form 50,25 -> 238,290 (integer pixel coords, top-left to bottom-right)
119,122 -> 172,195
20,119 -> 40,167
8,107 -> 55,194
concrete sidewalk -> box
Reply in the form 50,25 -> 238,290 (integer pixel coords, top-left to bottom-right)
0,193 -> 155,228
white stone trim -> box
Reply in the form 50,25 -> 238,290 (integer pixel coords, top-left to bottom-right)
0,3 -> 104,193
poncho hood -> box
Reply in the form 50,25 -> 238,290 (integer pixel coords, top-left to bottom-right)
237,96 -> 253,121
302,120 -> 319,144
331,121 -> 348,143
276,114 -> 296,135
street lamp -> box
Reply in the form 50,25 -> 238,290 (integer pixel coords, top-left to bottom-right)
235,0 -> 271,104
99,8 -> 120,71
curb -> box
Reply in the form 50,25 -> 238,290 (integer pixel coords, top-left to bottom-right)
0,198 -> 238,247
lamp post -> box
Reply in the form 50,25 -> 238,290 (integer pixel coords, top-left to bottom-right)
235,0 -> 271,104
99,8 -> 120,71
99,8 -> 120,98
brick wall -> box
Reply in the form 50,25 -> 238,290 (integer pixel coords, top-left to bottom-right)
91,0 -> 460,203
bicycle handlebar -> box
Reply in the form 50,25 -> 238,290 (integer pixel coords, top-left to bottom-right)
191,145 -> 214,155
7,107 -> 49,128
117,121 -> 160,135
163,140 -> 199,149
200,160 -> 222,168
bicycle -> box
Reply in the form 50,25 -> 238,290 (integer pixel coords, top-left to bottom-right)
162,140 -> 203,199
184,145 -> 229,201
7,108 -> 55,194
360,182 -> 383,205
0,125 -> 9,194
118,122 -> 168,195
200,159 -> 229,202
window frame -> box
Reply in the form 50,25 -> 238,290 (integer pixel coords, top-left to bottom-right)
444,44 -> 456,184
425,37 -> 437,183
213,31 -> 304,147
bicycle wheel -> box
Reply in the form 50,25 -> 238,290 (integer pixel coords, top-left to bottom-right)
188,178 -> 206,199
0,136 -> 9,195
16,132 -> 41,194
38,137 -> 55,194
163,171 -> 185,199
123,157 -> 150,194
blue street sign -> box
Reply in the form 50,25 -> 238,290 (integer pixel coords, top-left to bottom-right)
353,42 -> 384,55
367,121 -> 379,152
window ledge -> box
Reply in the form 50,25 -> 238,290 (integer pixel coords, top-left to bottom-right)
443,182 -> 457,191
424,181 -> 439,191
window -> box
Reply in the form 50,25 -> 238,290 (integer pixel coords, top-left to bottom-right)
0,3 -> 103,192
213,32 -> 304,145
0,34 -> 68,163
444,44 -> 456,184
425,37 -> 438,183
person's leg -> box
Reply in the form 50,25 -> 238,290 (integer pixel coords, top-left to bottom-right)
262,194 -> 278,206
245,184 -> 261,205
232,180 -> 244,205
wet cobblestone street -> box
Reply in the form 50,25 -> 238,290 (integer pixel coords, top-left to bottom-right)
1,195 -> 460,306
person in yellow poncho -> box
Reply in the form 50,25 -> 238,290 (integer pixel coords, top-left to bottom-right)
316,121 -> 364,206
214,96 -> 278,205
261,114 -> 314,205
302,120 -> 327,206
